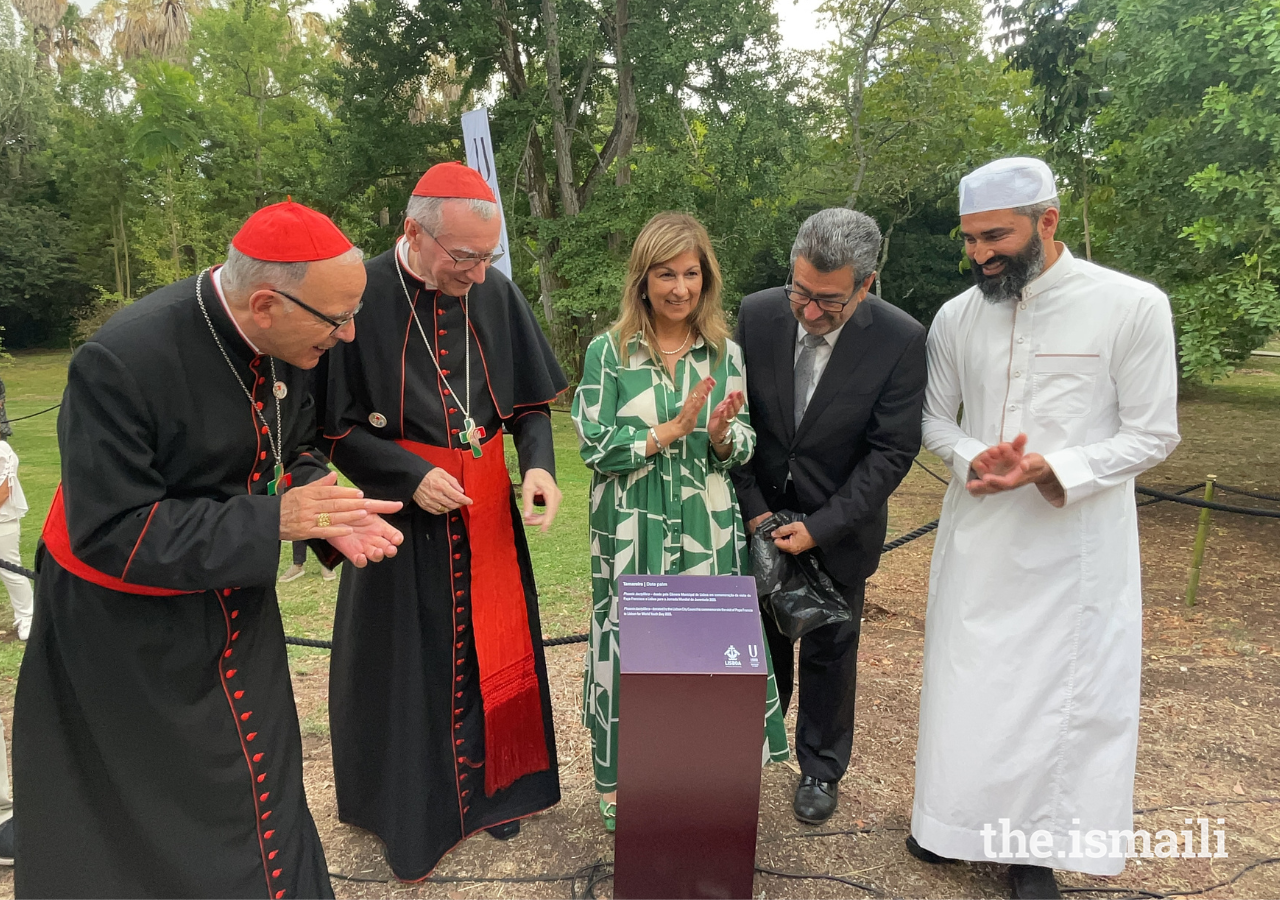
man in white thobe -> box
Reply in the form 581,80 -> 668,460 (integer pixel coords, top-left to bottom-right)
909,157 -> 1180,899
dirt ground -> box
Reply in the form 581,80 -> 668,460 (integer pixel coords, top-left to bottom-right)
0,394 -> 1277,898
296,455 -> 1280,900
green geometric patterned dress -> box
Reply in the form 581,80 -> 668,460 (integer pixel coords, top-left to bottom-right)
571,331 -> 790,793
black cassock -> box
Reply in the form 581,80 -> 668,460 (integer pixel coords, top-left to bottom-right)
14,271 -> 334,899
322,245 -> 566,880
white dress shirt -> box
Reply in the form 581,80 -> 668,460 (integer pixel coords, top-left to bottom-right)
912,245 -> 1181,875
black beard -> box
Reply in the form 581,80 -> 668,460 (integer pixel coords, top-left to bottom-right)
973,230 -> 1046,303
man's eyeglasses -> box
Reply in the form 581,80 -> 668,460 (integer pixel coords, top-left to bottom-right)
425,230 -> 505,272
275,289 -> 362,335
783,270 -> 858,313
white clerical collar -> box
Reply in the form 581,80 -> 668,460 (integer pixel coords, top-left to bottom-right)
396,237 -> 438,290
210,265 -> 261,355
796,318 -> 847,349
1023,242 -> 1074,300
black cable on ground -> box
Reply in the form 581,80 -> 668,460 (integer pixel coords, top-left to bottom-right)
1061,856 -> 1280,900
1,403 -> 61,423
1133,796 -> 1280,815
755,863 -> 882,895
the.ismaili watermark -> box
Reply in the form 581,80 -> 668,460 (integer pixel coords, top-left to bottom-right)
982,817 -> 1228,860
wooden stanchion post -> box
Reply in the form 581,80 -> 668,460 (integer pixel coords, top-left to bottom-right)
1185,476 -> 1217,608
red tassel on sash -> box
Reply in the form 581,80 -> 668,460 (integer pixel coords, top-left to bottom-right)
42,484 -> 197,597
397,434 -> 551,795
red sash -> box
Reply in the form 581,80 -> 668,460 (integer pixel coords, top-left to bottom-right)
42,484 -> 197,597
397,433 -> 550,795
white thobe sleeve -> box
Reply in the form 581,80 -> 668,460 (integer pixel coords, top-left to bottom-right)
1042,290 -> 1182,507
922,305 -> 988,481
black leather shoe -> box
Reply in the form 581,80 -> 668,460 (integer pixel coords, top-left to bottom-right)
905,834 -> 957,864
792,775 -> 838,824
486,820 -> 520,840
1010,864 -> 1062,899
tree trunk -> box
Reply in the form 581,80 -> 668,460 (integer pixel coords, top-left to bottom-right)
120,202 -> 132,299
876,218 -> 895,296
111,213 -> 124,297
1080,152 -> 1092,261
607,0 -> 637,254
541,0 -> 579,217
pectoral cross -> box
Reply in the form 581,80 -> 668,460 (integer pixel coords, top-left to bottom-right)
460,417 -> 486,458
267,464 -> 292,496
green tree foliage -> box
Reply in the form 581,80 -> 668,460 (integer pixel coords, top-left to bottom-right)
999,0 -> 1111,261
816,0 -> 1032,324
0,0 -> 93,346
1087,0 -> 1280,381
0,0 -> 1275,380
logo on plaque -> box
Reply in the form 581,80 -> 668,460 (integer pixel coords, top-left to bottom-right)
748,644 -> 760,668
724,645 -> 742,667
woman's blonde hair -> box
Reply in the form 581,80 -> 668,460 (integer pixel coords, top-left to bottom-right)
611,212 -> 730,367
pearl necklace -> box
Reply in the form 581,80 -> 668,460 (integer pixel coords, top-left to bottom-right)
657,329 -> 694,356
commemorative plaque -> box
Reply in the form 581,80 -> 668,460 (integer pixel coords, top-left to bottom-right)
612,574 -> 767,899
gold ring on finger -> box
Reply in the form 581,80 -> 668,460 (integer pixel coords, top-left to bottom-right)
316,512 -> 331,528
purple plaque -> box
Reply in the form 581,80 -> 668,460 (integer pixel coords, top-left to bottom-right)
618,574 -> 766,676
614,574 -> 767,899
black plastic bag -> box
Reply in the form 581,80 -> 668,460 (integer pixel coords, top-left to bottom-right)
750,510 -> 851,642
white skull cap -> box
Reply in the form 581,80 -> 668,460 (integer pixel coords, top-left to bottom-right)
958,157 -> 1058,216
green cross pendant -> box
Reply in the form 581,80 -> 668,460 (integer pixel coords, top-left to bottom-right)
267,464 -> 290,496
461,417 -> 486,458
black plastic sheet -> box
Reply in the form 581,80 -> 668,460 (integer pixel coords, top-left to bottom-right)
749,510 -> 851,642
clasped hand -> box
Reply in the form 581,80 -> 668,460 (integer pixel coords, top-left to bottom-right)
414,466 -> 561,532
278,472 -> 405,567
966,433 -> 1065,506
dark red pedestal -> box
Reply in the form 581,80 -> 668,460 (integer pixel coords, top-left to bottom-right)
612,575 -> 767,899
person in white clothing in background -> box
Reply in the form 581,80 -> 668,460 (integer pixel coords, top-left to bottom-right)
908,157 -> 1180,900
0,439 -> 33,641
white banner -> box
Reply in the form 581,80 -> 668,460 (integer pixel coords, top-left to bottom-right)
460,107 -> 513,279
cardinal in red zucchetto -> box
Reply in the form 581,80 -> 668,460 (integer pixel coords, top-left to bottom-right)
321,162 -> 566,881
14,201 -> 404,899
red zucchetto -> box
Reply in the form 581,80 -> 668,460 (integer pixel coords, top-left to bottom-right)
411,161 -> 497,202
231,199 -> 355,263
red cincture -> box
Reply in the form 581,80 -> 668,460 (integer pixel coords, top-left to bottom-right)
42,485 -> 196,597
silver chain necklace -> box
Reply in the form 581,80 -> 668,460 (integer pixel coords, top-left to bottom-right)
395,249 -> 485,458
196,268 -> 288,493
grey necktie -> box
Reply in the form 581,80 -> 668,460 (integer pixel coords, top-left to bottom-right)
793,332 -> 826,428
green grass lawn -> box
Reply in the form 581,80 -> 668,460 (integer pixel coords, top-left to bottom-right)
3,345 -> 1277,685
0,350 -> 594,682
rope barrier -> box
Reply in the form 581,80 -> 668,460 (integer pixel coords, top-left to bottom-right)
882,519 -> 939,551
0,558 -> 34,580
1214,483 -> 1280,504
1134,486 -> 1280,518
8,474 -> 1275,653
1136,482 -> 1207,508
0,403 -> 61,423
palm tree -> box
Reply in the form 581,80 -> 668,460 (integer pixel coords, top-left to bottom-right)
91,0 -> 195,62
11,0 -> 68,67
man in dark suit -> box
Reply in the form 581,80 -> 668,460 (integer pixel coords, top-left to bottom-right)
731,208 -> 927,824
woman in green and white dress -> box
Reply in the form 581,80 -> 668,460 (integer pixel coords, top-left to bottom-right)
571,212 -> 789,832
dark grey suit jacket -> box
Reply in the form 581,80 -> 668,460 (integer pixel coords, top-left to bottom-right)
730,287 -> 927,587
